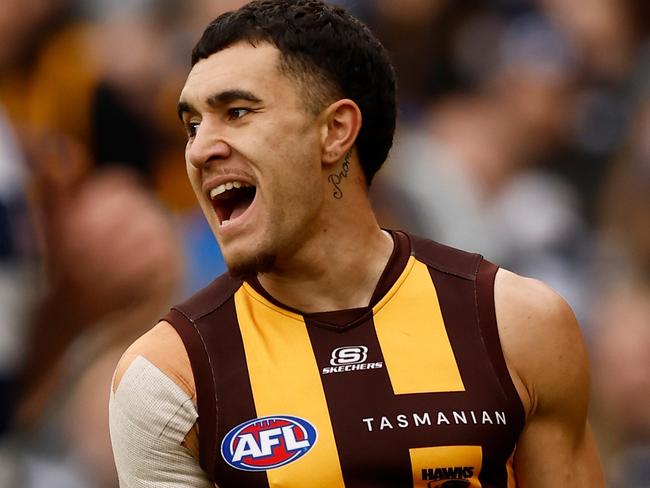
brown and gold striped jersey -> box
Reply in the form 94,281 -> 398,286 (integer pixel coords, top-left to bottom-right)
166,231 -> 525,488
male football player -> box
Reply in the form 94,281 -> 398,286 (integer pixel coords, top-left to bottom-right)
109,1 -> 605,486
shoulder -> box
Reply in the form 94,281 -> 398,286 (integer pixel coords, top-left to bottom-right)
112,320 -> 194,400
494,269 -> 591,419
109,321 -> 210,485
110,321 -> 201,459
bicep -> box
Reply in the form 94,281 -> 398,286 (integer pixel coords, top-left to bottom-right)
514,415 -> 603,486
109,355 -> 214,488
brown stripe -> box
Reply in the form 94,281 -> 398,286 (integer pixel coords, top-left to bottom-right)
475,260 -> 525,423
306,316 -> 414,486
165,308 -> 218,478
173,273 -> 242,320
427,266 -> 506,488
409,233 -> 480,280
475,260 -> 525,488
191,299 -> 270,487
368,229 -> 411,305
428,260 -> 523,488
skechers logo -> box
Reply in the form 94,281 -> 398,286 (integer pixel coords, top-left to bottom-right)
221,415 -> 317,471
422,466 -> 474,488
322,346 -> 383,375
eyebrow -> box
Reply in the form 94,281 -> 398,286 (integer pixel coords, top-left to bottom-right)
177,101 -> 194,121
177,89 -> 262,121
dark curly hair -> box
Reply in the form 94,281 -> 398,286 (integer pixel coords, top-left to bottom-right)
192,0 -> 396,184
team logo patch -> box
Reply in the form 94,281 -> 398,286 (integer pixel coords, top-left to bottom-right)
221,415 -> 317,471
422,466 -> 475,488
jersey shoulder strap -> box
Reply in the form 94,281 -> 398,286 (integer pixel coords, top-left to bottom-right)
408,232 -> 483,280
163,273 -> 242,480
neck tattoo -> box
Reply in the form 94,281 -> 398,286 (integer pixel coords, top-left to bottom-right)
328,149 -> 352,199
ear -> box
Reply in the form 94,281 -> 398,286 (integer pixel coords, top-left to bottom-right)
320,99 -> 362,166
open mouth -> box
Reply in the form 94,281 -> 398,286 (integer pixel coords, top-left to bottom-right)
209,181 -> 257,226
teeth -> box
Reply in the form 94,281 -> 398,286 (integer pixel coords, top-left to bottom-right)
209,181 -> 251,199
221,219 -> 230,226
210,184 -> 226,199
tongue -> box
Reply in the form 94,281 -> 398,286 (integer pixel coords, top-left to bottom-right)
229,200 -> 250,221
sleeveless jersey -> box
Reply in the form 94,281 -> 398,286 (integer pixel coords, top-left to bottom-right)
165,231 -> 525,488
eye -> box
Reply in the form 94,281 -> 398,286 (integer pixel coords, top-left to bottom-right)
227,107 -> 251,121
185,121 -> 200,139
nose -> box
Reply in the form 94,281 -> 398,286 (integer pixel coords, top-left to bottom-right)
186,120 -> 232,169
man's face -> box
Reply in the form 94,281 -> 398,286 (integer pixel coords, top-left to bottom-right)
178,42 -> 327,278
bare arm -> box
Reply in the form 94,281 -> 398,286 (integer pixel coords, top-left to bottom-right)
495,269 -> 605,487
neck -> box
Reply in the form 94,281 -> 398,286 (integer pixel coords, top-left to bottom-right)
257,190 -> 394,313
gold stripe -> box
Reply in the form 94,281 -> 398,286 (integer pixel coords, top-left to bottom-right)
235,286 -> 345,487
374,258 -> 465,394
410,445 -> 482,488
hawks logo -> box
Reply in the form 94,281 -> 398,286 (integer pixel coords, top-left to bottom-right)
422,466 -> 475,488
221,415 -> 318,471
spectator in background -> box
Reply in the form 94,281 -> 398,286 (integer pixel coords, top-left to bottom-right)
598,88 -> 650,282
354,0 -> 458,120
591,283 -> 650,488
589,69 -> 650,487
8,168 -> 183,488
537,0 -> 650,220
88,0 -> 232,292
0,105 -> 35,452
0,1 -> 184,487
372,11 -> 594,321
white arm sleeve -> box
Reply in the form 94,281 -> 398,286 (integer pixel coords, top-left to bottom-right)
109,355 -> 214,488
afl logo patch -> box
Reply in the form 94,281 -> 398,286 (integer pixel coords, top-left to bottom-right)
221,415 -> 318,471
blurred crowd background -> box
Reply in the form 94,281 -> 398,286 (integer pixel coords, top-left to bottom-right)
0,0 -> 649,486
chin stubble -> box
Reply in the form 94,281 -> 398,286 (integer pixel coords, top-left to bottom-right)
227,252 -> 277,281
